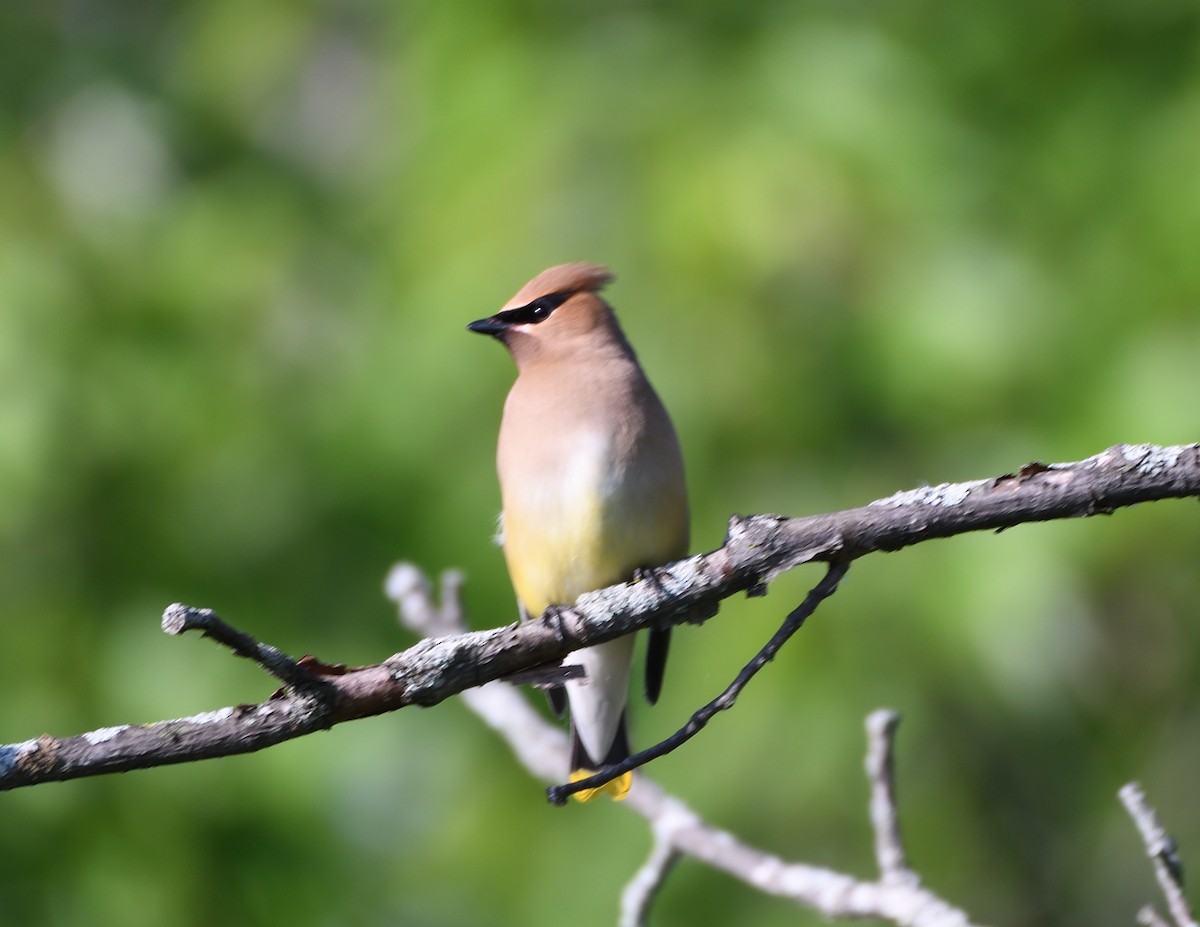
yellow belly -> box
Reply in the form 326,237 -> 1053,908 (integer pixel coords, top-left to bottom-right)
503,482 -> 687,616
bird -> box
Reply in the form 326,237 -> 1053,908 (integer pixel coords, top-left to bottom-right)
468,263 -> 689,801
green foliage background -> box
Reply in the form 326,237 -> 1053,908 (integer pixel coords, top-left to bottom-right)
2,2 -> 1199,925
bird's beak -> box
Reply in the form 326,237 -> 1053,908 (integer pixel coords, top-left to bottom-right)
467,315 -> 509,337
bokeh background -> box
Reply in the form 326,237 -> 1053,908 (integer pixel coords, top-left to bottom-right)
2,1 -> 1199,925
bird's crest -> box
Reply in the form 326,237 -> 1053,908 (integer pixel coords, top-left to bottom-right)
503,263 -> 614,310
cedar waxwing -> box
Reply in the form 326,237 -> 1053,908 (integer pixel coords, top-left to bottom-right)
468,263 -> 689,801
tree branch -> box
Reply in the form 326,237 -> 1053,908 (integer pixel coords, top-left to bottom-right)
1,442 -> 1196,792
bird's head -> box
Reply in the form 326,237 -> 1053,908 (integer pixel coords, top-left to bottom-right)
468,263 -> 630,367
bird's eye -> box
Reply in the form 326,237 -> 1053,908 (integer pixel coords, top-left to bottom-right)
528,298 -> 556,320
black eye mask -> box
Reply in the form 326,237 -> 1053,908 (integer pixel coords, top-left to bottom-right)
467,291 -> 573,337
495,291 -> 572,326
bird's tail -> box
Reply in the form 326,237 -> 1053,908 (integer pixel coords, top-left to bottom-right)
569,712 -> 632,802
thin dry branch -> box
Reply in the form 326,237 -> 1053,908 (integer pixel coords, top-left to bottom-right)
866,709 -> 917,886
548,559 -> 850,803
619,830 -> 680,927
1120,782 -> 1197,927
1,442 -> 1197,792
392,567 -> 986,927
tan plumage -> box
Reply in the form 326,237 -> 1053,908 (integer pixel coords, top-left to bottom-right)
469,263 -> 688,801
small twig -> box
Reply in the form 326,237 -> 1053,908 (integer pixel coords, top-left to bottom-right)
547,559 -> 851,804
1140,906 -> 1175,927
866,710 -> 917,886
161,603 -> 327,691
1120,782 -> 1197,927
620,828 -> 681,927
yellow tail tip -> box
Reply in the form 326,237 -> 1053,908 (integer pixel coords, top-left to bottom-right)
569,768 -> 632,802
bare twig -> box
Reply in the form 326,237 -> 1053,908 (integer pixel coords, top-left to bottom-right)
866,710 -> 917,885
393,567 -> 986,927
1,443 -> 1197,792
548,559 -> 849,804
1140,906 -> 1175,927
619,828 -> 680,927
1120,782 -> 1197,927
161,603 -> 329,691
